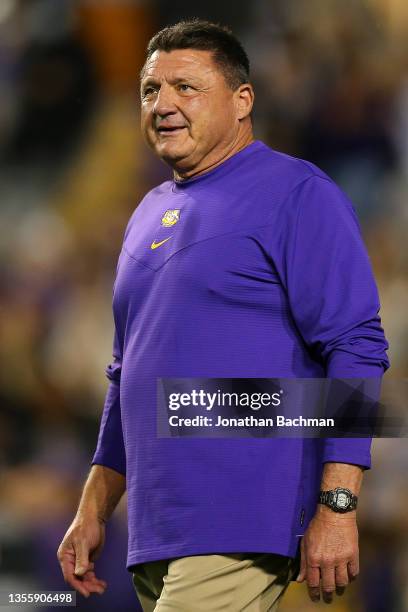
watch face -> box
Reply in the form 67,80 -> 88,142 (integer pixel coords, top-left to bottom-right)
336,491 -> 350,509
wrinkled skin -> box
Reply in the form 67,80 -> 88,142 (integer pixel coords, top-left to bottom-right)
297,512 -> 359,604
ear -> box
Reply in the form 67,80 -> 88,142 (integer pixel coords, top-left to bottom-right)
234,83 -> 255,120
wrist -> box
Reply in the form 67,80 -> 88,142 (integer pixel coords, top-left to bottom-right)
316,503 -> 357,521
76,504 -> 108,525
318,486 -> 358,513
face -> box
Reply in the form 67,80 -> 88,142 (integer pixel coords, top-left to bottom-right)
140,49 -> 252,177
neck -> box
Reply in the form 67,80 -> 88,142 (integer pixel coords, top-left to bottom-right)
173,128 -> 255,181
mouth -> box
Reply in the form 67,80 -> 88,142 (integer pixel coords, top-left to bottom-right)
156,126 -> 187,136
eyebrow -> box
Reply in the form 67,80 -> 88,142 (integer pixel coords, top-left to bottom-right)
141,75 -> 203,88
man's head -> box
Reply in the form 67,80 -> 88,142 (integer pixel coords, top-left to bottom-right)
140,20 -> 254,179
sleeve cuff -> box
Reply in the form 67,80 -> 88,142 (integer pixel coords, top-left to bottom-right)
322,451 -> 372,470
91,456 -> 126,477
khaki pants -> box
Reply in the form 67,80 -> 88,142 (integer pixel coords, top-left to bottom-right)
132,553 -> 296,611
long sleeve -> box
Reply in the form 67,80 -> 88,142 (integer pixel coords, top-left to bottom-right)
282,174 -> 389,468
92,329 -> 126,476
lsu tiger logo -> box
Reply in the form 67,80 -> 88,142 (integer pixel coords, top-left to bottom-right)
161,209 -> 180,227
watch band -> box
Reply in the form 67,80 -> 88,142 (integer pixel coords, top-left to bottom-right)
318,487 -> 358,513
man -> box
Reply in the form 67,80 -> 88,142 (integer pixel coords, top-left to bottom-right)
57,20 -> 389,610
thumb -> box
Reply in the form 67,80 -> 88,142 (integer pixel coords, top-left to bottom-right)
74,541 -> 90,577
296,538 -> 306,583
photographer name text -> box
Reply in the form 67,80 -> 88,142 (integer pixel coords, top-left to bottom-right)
168,414 -> 335,428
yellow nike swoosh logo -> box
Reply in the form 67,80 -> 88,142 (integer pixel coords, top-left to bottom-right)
150,236 -> 172,250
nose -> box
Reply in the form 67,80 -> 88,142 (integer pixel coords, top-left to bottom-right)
153,83 -> 177,118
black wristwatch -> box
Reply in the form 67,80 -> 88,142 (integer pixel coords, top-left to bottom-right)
318,487 -> 358,513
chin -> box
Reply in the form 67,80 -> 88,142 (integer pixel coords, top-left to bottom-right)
156,143 -> 192,165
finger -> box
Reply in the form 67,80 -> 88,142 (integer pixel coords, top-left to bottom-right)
321,565 -> 335,604
89,578 -> 108,589
83,570 -> 106,585
58,549 -> 80,586
59,550 -> 91,598
70,570 -> 106,597
81,580 -> 106,595
348,559 -> 359,582
335,563 -> 349,595
58,544 -> 105,598
74,540 -> 91,577
296,539 -> 306,582
81,571 -> 108,594
62,569 -> 91,598
306,565 -> 321,602
58,548 -> 73,583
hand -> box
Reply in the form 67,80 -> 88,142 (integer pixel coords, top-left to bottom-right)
57,515 -> 107,598
297,509 -> 359,604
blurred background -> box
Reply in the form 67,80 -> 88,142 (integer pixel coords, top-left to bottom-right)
0,0 -> 407,610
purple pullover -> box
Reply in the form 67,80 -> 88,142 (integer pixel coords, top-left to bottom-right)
92,141 -> 389,568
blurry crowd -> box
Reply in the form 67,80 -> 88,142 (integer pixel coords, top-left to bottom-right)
0,1 -> 406,611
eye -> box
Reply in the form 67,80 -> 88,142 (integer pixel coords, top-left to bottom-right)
178,83 -> 193,92
142,86 -> 158,98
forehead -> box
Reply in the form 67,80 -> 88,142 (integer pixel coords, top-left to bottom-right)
142,49 -> 222,82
